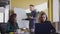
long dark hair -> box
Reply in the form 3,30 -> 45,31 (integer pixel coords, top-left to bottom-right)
8,13 -> 17,24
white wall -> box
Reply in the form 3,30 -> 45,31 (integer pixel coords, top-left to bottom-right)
26,2 -> 48,13
53,0 -> 60,33
53,0 -> 59,22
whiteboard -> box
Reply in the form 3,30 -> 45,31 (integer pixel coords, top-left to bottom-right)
14,7 -> 29,28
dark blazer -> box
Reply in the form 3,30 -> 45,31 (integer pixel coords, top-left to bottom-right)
35,21 -> 56,34
25,10 -> 37,29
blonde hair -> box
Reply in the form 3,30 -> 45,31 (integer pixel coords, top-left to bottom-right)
37,11 -> 47,23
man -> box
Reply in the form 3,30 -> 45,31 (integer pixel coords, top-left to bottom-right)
22,4 -> 37,34
29,4 -> 37,33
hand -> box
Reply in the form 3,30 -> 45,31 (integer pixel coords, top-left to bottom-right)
22,19 -> 25,20
13,32 -> 17,34
29,16 -> 33,19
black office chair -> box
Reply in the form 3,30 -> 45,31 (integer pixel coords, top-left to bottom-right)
0,23 -> 7,34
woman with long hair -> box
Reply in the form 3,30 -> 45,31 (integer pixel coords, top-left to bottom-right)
6,13 -> 19,34
35,11 -> 56,34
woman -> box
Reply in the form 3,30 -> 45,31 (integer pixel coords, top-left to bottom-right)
6,13 -> 19,34
35,12 -> 56,34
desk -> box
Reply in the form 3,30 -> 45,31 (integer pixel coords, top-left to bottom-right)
9,28 -> 29,34
9,32 -> 29,34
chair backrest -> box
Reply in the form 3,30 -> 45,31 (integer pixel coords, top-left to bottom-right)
0,23 -> 7,32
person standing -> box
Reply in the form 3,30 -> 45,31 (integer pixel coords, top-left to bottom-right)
29,4 -> 37,34
22,4 -> 37,34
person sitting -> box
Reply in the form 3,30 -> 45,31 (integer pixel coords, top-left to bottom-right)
35,12 -> 56,34
6,13 -> 19,34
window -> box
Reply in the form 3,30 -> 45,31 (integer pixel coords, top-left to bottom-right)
0,7 -> 5,23
0,5 -> 9,23
0,13 -> 4,22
